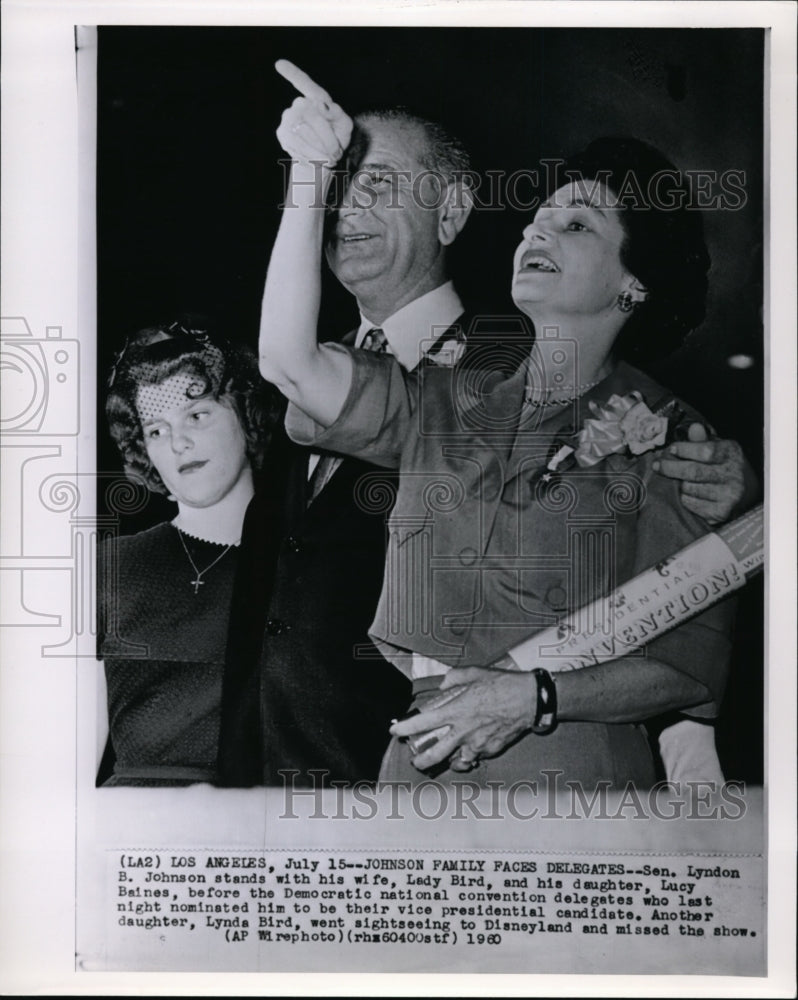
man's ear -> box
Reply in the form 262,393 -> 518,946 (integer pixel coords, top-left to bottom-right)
438,179 -> 474,247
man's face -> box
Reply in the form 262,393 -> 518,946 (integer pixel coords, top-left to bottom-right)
325,117 -> 447,312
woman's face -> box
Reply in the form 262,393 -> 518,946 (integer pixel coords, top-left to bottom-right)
511,179 -> 636,319
136,373 -> 250,508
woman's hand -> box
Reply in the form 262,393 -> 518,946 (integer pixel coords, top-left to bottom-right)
389,667 -> 538,773
275,60 -> 353,170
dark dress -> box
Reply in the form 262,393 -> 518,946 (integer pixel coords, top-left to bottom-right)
216,428 -> 412,788
98,522 -> 238,787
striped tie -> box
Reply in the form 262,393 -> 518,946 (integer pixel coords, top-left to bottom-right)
307,329 -> 388,504
361,326 -> 388,353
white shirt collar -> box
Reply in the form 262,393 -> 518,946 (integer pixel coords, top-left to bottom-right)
355,281 -> 464,371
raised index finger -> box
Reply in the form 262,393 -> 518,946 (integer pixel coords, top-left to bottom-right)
275,59 -> 332,107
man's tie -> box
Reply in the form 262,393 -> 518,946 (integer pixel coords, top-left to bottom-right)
361,326 -> 388,353
306,328 -> 388,504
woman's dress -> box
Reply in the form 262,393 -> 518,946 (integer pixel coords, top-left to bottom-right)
98,522 -> 238,787
285,348 -> 735,788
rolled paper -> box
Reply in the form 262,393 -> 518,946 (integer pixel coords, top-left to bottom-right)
509,503 -> 763,673
404,504 -> 763,757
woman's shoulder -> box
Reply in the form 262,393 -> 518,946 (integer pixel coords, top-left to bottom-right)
98,523 -> 178,627
613,361 -> 709,427
101,522 -> 177,569
106,521 -> 177,548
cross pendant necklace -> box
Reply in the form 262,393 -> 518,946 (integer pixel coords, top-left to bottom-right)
176,527 -> 235,595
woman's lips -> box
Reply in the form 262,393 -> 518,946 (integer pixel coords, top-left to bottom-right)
520,250 -> 560,272
178,460 -> 208,474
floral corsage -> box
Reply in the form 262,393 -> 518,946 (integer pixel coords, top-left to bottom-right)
536,391 -> 685,485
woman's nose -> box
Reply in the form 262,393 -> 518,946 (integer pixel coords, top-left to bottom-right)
522,220 -> 550,243
170,430 -> 192,453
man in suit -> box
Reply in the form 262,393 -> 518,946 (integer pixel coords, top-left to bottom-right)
218,62 -> 752,787
217,98 -> 478,787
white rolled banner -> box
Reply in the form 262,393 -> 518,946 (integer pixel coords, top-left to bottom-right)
509,503 -> 763,673
404,505 -> 763,761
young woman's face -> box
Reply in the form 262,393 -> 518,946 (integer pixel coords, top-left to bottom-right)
136,373 -> 249,508
511,179 -> 635,319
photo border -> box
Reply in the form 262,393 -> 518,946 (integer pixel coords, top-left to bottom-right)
1,1 -> 795,995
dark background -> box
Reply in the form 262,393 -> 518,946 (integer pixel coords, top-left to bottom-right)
95,26 -> 764,781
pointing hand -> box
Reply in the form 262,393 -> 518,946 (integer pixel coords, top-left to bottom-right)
275,59 -> 353,169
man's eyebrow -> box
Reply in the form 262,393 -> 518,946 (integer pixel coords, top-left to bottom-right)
356,160 -> 406,173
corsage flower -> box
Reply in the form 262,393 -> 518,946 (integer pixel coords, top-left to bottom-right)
575,391 -> 668,466
538,391 -> 679,483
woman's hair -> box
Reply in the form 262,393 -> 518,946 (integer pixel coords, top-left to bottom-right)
553,136 -> 711,363
105,319 -> 280,494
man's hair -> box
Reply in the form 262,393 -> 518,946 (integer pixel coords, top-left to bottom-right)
105,318 -> 280,494
354,108 -> 472,182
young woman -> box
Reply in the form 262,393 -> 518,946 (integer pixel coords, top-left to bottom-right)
98,322 -> 277,786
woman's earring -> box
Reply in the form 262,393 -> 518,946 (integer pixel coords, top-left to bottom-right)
617,291 -> 635,313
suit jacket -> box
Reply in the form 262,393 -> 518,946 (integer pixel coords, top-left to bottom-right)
216,311 -> 529,787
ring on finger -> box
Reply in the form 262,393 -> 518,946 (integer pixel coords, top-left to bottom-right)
290,122 -> 307,133
454,749 -> 480,770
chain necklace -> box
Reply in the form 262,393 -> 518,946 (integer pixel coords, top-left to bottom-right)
176,527 -> 237,594
524,377 -> 601,408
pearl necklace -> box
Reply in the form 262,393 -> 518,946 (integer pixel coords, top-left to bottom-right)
524,378 -> 601,407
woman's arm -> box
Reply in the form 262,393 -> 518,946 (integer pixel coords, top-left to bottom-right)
390,656 -> 710,772
258,61 -> 354,426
